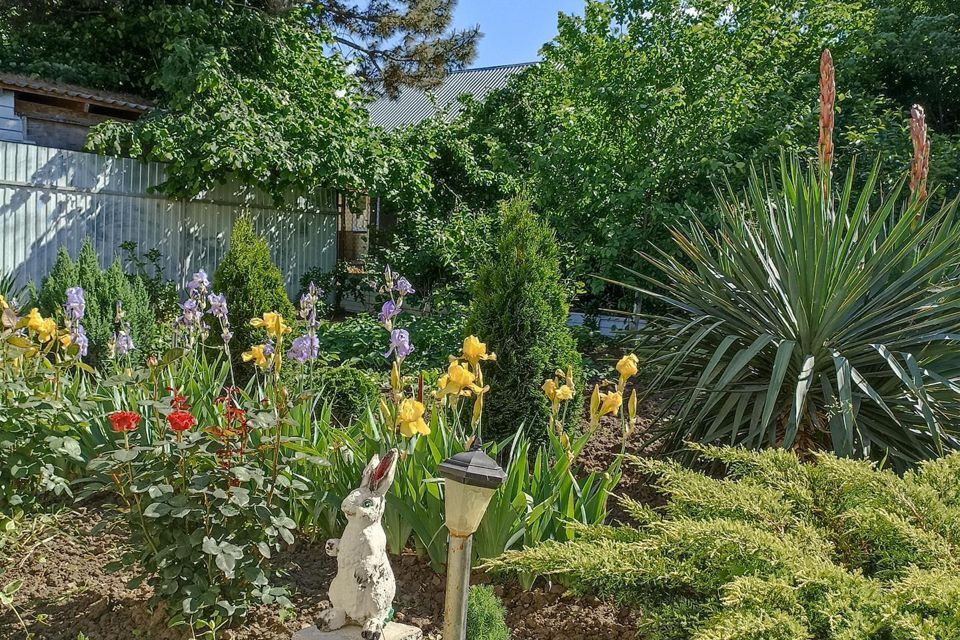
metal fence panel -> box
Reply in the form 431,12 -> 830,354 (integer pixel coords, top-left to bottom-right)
0,140 -> 337,296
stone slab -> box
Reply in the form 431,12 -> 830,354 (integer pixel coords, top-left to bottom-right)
292,623 -> 422,640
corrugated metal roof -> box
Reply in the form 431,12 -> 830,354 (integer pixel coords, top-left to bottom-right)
0,73 -> 153,113
367,62 -> 535,131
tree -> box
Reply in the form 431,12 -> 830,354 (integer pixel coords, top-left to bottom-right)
311,0 -> 480,97
0,0 -> 448,199
466,198 -> 582,445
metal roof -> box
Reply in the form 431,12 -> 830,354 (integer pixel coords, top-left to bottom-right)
367,62 -> 535,132
0,73 -> 153,113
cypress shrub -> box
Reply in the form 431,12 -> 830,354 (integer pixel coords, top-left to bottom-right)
37,239 -> 156,366
212,216 -> 295,351
466,198 -> 582,444
466,585 -> 511,640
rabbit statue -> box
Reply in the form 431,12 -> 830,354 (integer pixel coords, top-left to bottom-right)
317,449 -> 399,640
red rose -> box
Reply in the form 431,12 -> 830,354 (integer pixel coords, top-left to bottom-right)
108,411 -> 142,433
167,410 -> 196,433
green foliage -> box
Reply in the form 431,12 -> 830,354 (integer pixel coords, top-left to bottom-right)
0,1 -> 419,201
212,218 -> 295,352
629,153 -> 960,466
467,585 -> 511,640
301,364 -> 380,426
315,312 -> 465,374
486,446 -> 960,640
119,241 -> 179,322
466,199 -> 582,444
81,351 -> 299,630
0,313 -> 88,514
37,240 -> 156,366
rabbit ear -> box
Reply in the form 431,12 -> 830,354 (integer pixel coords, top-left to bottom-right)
368,449 -> 398,497
360,454 -> 381,489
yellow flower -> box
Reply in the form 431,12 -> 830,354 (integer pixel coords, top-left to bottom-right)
0,295 -> 7,311
628,389 -> 638,420
249,312 -> 291,339
542,378 -> 557,402
439,360 -> 477,397
59,334 -> 73,349
555,384 -> 574,402
617,354 -> 639,383
599,391 -> 623,417
25,308 -> 57,343
397,398 -> 430,437
462,335 -> 495,367
590,384 -> 601,416
241,344 -> 270,369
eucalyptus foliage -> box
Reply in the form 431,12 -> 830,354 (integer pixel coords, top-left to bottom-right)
487,446 -> 960,640
630,155 -> 960,465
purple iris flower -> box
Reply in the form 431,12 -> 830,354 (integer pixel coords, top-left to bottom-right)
263,339 -> 275,357
186,270 -> 210,298
114,330 -> 135,356
393,277 -> 415,297
208,292 -> 228,321
178,299 -> 203,328
65,287 -> 85,321
378,300 -> 401,326
299,284 -> 320,328
287,334 -> 320,364
385,328 -> 414,361
72,323 -> 88,357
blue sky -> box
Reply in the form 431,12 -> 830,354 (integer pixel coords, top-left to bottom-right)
453,0 -> 585,68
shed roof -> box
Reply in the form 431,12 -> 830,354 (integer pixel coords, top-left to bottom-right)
367,62 -> 534,132
0,73 -> 153,113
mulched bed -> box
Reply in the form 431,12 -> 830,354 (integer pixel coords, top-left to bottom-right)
1,407 -> 656,640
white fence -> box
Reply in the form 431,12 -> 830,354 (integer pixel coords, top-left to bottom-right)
0,140 -> 338,296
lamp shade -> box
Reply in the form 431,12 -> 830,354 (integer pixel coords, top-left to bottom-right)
438,445 -> 506,536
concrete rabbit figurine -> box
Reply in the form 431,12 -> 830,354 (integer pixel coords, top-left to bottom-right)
317,449 -> 399,640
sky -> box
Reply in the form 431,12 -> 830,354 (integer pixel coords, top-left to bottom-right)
452,0 -> 585,68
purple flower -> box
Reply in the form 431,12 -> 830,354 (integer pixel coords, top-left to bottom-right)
384,265 -> 394,285
378,300 -> 401,326
65,287 -> 85,321
186,270 -> 210,298
208,292 -> 228,321
287,334 -> 319,364
114,330 -> 135,356
393,277 -> 415,297
385,328 -> 414,361
299,284 -> 320,328
178,299 -> 203,329
263,339 -> 275,357
72,323 -> 88,357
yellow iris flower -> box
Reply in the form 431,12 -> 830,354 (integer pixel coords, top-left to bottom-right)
25,308 -> 57,343
397,398 -> 430,437
241,344 -> 270,369
599,391 -> 623,417
462,335 -> 495,367
616,353 -> 639,383
542,378 -> 557,401
249,312 -> 291,339
439,360 -> 478,397
555,384 -> 574,401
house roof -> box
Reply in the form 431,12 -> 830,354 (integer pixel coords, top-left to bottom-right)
0,72 -> 153,113
367,62 -> 535,132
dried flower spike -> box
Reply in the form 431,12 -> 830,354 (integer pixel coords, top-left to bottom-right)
818,49 -> 836,175
910,104 -> 930,201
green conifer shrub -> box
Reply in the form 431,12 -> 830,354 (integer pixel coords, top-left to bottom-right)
37,239 -> 156,366
212,217 -> 295,351
466,585 -> 511,640
466,198 -> 582,444
298,364 -> 380,426
487,446 -> 960,639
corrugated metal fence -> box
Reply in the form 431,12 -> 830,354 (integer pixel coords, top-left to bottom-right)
0,140 -> 337,296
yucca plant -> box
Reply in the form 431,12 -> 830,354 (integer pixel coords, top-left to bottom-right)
625,51 -> 960,467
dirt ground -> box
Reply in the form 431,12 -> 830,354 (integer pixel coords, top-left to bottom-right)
0,415 -> 650,640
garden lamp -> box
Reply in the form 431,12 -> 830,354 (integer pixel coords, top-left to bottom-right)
438,441 -> 506,640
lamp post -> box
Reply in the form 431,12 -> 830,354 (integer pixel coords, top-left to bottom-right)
438,441 -> 506,640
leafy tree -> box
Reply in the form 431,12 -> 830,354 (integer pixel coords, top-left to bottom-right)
466,198 -> 582,445
0,0 -> 433,200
